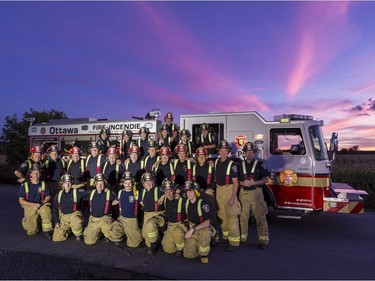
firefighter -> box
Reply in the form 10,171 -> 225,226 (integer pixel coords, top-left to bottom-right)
239,142 -> 270,249
163,112 -> 178,137
123,145 -> 144,190
160,178 -> 187,256
52,174 -> 88,242
66,146 -> 86,189
158,125 -> 172,148
137,127 -> 150,158
14,145 -> 45,184
108,172 -> 143,248
179,129 -> 195,159
121,129 -> 134,162
45,145 -> 66,200
83,173 -> 117,245
102,146 -> 125,193
96,128 -> 111,155
215,140 -> 241,251
183,180 -> 212,264
17,164 -> 53,239
170,124 -> 180,153
86,141 -> 106,190
154,146 -> 175,187
192,146 -> 219,245
143,140 -> 160,173
139,172 -> 165,255
173,143 -> 193,190
196,123 -> 217,155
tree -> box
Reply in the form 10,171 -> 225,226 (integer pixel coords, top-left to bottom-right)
0,108 -> 67,168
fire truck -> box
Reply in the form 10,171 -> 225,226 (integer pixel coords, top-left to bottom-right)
180,111 -> 367,217
28,117 -> 162,158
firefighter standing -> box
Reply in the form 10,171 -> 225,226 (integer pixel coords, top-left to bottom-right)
196,124 -> 217,155
158,125 -> 172,148
173,143 -> 193,189
163,112 -> 178,137
96,128 -> 111,155
109,172 -> 143,248
14,145 -> 45,184
66,146 -> 86,189
137,127 -> 150,158
86,142 -> 106,190
102,147 -> 125,193
52,174 -> 87,242
215,140 -> 241,251
121,130 -> 135,162
139,172 -> 165,255
45,145 -> 66,199
83,173 -> 117,245
239,142 -> 270,249
183,180 -> 212,264
17,164 -> 53,238
124,145 -> 144,190
160,178 -> 187,256
154,146 -> 175,187
143,140 -> 160,173
179,129 -> 196,159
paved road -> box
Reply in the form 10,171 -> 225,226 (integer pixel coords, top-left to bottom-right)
1,184 -> 374,280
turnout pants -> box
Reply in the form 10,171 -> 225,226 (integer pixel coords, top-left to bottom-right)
183,223 -> 212,259
216,184 -> 241,246
161,222 -> 187,254
21,204 -> 53,235
52,211 -> 84,242
239,187 -> 269,244
109,216 -> 143,248
83,215 -> 113,245
142,211 -> 165,247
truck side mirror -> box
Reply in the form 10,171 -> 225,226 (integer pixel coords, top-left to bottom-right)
329,132 -> 338,161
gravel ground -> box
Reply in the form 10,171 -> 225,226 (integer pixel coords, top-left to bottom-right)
0,249 -> 164,280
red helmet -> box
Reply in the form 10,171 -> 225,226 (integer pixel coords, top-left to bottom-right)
164,112 -> 174,121
128,145 -> 140,154
159,146 -> 172,156
69,146 -> 81,155
175,143 -> 187,153
30,145 -> 42,154
195,146 -> 208,156
106,146 -> 119,155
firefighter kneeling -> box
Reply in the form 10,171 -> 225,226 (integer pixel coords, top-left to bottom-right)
160,178 -> 187,257
183,180 -> 213,264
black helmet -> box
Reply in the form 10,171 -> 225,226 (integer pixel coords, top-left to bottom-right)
242,141 -> 255,152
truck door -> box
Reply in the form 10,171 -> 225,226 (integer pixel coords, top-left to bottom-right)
267,128 -> 315,211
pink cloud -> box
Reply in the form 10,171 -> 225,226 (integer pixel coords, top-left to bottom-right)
286,1 -> 360,97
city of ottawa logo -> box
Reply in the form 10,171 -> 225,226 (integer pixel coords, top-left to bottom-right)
235,134 -> 247,147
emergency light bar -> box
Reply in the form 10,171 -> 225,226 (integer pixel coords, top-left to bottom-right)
273,114 -> 313,122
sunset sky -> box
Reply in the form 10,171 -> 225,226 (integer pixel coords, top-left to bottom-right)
1,1 -> 374,150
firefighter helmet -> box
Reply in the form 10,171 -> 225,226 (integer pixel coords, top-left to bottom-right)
159,124 -> 169,133
160,178 -> 176,192
217,140 -> 231,152
147,139 -> 159,150
106,146 -> 118,155
195,146 -> 208,156
94,173 -> 106,183
164,112 -> 174,121
47,145 -> 59,154
159,146 -> 172,156
175,143 -> 187,153
29,163 -> 40,173
122,130 -> 133,138
200,123 -> 209,131
30,145 -> 42,154
69,146 -> 81,155
179,129 -> 191,139
242,142 -> 255,152
141,172 -> 155,184
139,127 -> 150,135
120,171 -> 134,183
60,173 -> 73,183
99,128 -> 110,137
128,145 -> 140,154
89,141 -> 98,149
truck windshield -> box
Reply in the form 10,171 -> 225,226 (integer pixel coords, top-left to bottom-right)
309,125 -> 328,161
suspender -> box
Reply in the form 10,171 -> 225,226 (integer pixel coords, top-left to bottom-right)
58,189 -> 78,211
89,190 -> 111,215
24,181 -> 46,201
142,187 -> 159,213
185,199 -> 204,224
118,187 -> 139,217
192,164 -> 212,186
174,160 -> 192,180
164,197 -> 183,222
86,155 -> 102,173
215,159 -> 233,185
67,159 -> 85,179
242,160 -> 258,180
